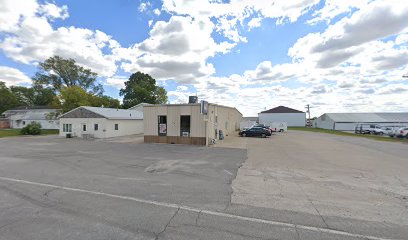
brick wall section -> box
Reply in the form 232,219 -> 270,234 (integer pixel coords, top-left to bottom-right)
0,119 -> 10,129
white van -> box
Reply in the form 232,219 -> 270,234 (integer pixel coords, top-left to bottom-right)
269,122 -> 288,132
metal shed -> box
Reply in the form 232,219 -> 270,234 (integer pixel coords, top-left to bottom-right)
315,113 -> 408,131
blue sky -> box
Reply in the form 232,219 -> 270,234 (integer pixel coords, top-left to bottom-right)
0,0 -> 407,116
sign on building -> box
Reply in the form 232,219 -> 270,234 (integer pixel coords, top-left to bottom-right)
201,101 -> 209,115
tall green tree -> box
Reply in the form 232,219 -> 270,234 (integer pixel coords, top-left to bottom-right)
10,85 -> 55,106
53,86 -> 91,113
53,86 -> 121,113
0,81 -> 19,114
32,56 -> 103,95
89,95 -> 121,109
120,72 -> 168,109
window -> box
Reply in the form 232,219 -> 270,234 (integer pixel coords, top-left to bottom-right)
83,124 -> 87,131
180,115 -> 191,137
23,121 -> 26,125
158,116 -> 167,136
114,124 -> 119,130
94,124 -> 98,131
63,124 -> 72,132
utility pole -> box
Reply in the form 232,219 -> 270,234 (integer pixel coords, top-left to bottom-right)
305,104 -> 312,127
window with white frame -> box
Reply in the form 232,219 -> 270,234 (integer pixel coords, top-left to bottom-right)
63,124 -> 72,132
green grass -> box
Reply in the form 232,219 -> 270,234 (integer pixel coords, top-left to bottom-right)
0,129 -> 59,138
288,127 -> 408,143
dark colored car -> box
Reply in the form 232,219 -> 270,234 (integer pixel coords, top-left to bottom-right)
239,127 -> 272,138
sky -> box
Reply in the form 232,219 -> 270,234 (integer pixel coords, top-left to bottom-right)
0,0 -> 407,117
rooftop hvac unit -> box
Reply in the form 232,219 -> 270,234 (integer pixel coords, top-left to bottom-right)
189,96 -> 198,104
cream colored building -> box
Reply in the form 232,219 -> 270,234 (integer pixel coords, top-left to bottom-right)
144,103 -> 242,145
59,106 -> 143,138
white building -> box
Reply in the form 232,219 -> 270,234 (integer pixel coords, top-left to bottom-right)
258,106 -> 306,127
59,106 -> 143,138
2,106 -> 60,129
128,102 -> 151,112
315,113 -> 408,131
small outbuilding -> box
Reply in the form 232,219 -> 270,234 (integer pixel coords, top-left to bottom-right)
258,106 -> 306,127
143,103 -> 242,145
2,106 -> 61,129
315,113 -> 408,131
59,106 -> 143,138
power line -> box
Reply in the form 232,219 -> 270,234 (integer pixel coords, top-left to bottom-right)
305,104 -> 313,127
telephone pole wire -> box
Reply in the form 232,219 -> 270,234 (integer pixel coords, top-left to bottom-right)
305,104 -> 312,127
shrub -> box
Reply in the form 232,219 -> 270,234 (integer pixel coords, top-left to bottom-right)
20,122 -> 42,135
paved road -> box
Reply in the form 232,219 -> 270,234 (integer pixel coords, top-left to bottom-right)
0,134 -> 407,239
232,131 -> 408,240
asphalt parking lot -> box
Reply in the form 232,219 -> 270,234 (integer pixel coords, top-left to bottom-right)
0,133 -> 407,239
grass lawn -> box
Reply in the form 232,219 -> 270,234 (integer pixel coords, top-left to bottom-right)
288,127 -> 408,143
0,129 -> 59,138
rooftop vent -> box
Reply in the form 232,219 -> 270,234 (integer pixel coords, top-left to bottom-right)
189,96 -> 198,104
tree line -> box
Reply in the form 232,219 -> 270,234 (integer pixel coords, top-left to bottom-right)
0,56 -> 168,114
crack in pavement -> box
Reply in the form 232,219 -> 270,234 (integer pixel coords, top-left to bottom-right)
155,207 -> 180,240
195,210 -> 202,226
294,181 -> 330,229
0,176 -> 401,240
168,222 -> 278,240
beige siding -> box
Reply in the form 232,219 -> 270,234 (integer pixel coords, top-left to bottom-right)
143,104 -> 242,144
206,104 -> 242,139
144,105 -> 205,137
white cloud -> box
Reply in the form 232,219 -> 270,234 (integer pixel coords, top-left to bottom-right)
308,0 -> 371,24
289,0 -> 408,69
39,2 -> 69,20
105,76 -> 128,89
162,0 -> 320,42
120,16 -> 236,83
153,8 -> 161,16
243,61 -> 300,83
176,85 -> 188,91
0,66 -> 31,87
395,33 -> 408,45
0,0 -> 120,77
138,1 -> 151,12
376,84 -> 408,95
0,0 -> 39,32
248,17 -> 262,29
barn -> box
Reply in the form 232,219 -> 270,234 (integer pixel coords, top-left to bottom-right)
258,106 -> 306,127
59,106 -> 143,138
314,113 -> 408,131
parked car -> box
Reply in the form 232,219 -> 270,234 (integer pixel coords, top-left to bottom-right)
239,127 -> 272,137
355,124 -> 372,134
376,126 -> 393,136
371,126 -> 389,135
395,127 -> 408,138
254,124 -> 275,133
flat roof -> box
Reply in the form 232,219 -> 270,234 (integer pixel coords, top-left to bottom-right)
144,103 -> 242,115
